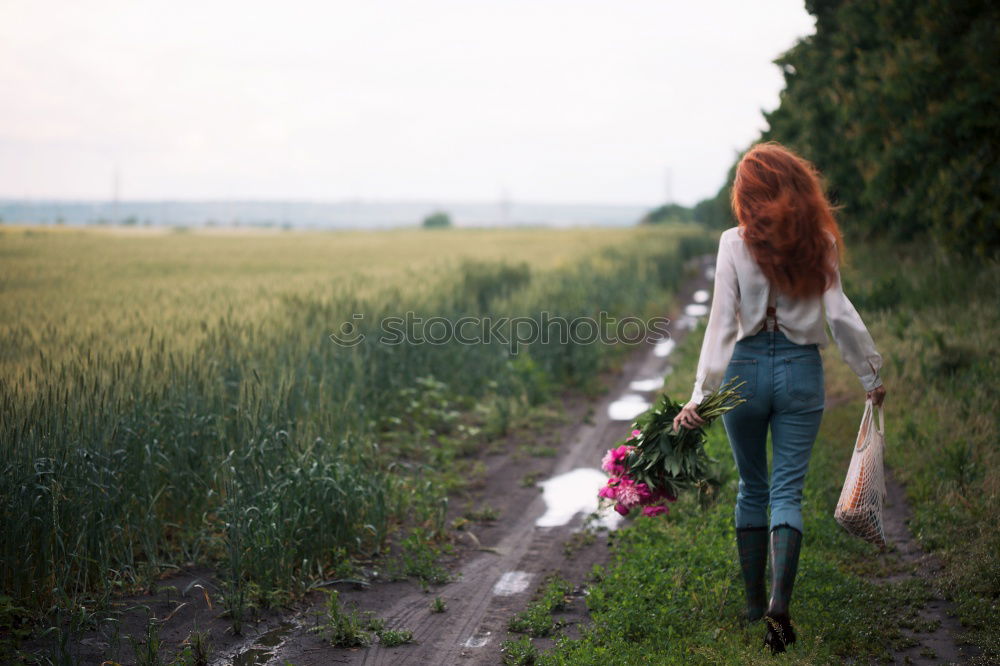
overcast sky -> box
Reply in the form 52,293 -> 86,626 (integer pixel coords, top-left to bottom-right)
0,1 -> 814,206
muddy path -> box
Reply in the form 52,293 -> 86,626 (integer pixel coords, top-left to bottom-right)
201,255 -> 718,666
867,467 -> 981,665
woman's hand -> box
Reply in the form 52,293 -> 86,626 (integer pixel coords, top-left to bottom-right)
673,400 -> 707,432
866,385 -> 886,407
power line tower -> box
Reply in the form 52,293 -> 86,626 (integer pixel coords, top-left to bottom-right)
112,164 -> 120,224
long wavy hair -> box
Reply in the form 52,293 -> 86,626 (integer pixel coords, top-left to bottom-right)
731,141 -> 844,300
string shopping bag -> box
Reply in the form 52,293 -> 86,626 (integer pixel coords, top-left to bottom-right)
834,399 -> 888,549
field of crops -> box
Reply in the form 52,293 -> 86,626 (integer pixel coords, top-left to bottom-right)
0,224 -> 715,649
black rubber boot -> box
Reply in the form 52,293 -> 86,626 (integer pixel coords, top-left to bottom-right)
763,525 -> 802,654
735,526 -> 768,623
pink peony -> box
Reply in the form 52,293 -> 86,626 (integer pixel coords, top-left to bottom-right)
601,445 -> 634,476
601,450 -> 625,476
627,428 -> 642,441
615,478 -> 640,509
598,482 -> 618,500
635,482 -> 656,503
614,502 -> 631,516
641,504 -> 669,517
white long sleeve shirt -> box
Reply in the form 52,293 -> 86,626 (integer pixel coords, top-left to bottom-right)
690,226 -> 883,405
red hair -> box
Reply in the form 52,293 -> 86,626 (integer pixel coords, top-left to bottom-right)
731,141 -> 844,300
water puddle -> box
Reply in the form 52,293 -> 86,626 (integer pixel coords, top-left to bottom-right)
535,467 -> 622,530
607,394 -> 650,421
228,621 -> 297,666
692,289 -> 710,303
462,631 -> 492,648
684,303 -> 709,317
629,377 -> 664,392
653,338 -> 676,358
492,571 -> 533,596
675,314 -> 699,331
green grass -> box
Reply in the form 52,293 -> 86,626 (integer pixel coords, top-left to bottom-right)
0,224 -> 717,657
377,628 -> 415,647
507,575 -> 574,637
538,237 -> 999,663
842,239 -> 1000,661
501,635 -> 540,665
464,503 -> 501,523
309,589 -> 375,648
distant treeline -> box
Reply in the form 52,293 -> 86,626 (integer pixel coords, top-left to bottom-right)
645,0 -> 999,258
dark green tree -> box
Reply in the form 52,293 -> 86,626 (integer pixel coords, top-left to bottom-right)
422,211 -> 453,229
761,0 -> 999,256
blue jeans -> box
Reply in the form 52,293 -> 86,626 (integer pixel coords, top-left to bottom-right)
721,329 -> 824,534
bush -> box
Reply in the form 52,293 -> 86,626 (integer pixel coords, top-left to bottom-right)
422,211 -> 452,229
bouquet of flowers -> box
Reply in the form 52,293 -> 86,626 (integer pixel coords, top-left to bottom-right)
599,378 -> 747,517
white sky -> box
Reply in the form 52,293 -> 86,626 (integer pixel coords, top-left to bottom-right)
0,1 -> 814,205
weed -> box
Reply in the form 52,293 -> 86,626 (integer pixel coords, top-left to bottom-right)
127,611 -> 165,666
520,472 -> 544,488
500,636 -> 538,665
377,628 -> 414,647
430,596 -> 447,613
309,590 -> 372,648
390,529 -> 452,587
464,504 -> 500,523
507,576 -> 573,637
562,529 -> 596,559
173,629 -> 211,666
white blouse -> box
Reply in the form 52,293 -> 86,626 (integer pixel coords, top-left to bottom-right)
690,226 -> 883,405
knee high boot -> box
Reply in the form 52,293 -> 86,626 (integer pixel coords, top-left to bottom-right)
764,525 -> 802,653
735,526 -> 768,622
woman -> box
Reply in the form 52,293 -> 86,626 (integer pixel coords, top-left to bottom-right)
672,142 -> 886,654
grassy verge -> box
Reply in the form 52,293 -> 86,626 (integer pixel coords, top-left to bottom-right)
842,239 -> 999,660
536,238 -> 998,664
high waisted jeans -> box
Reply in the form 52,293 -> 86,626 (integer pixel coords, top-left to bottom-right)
721,328 -> 825,534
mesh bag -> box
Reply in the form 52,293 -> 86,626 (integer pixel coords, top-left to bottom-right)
834,399 -> 888,549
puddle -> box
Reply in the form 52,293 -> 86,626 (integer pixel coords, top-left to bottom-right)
684,303 -> 709,317
535,467 -> 622,530
492,571 -> 533,596
229,621 -> 297,666
675,314 -> 699,331
462,631 -> 492,648
629,378 -> 664,392
693,289 -> 710,303
607,394 -> 650,421
653,338 -> 675,358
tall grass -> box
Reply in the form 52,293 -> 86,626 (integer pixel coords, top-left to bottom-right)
0,226 -> 715,631
839,239 -> 1000,658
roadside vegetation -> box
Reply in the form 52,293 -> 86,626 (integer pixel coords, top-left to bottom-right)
0,224 -> 714,662
534,237 -> 998,664
537,2 -> 998,659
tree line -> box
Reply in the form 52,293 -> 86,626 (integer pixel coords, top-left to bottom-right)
645,0 -> 998,258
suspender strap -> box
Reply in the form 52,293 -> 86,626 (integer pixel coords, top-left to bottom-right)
765,285 -> 778,332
